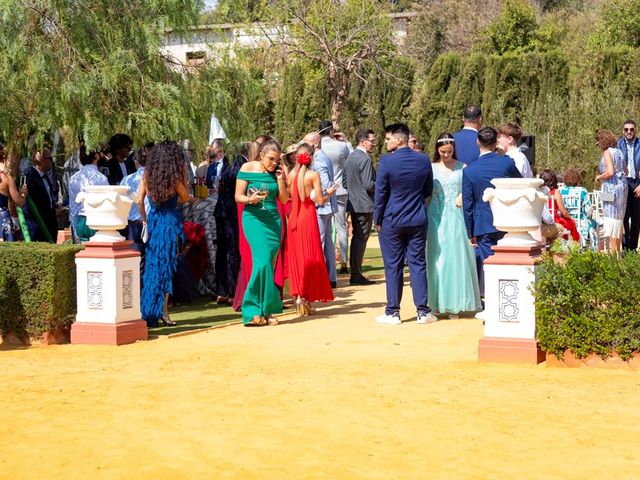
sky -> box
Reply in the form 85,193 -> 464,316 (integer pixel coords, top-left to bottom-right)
203,0 -> 218,9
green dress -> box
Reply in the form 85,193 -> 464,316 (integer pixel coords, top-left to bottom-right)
237,171 -> 283,324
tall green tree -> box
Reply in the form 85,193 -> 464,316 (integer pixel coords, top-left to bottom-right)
0,0 -> 213,159
480,0 -> 539,54
265,0 -> 396,130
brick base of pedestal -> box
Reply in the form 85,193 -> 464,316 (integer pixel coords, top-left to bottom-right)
71,320 -> 148,346
478,337 -> 545,364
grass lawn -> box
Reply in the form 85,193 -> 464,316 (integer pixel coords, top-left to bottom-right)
150,246 -> 385,336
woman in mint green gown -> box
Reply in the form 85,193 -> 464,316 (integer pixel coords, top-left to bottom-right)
426,133 -> 482,316
234,140 -> 289,326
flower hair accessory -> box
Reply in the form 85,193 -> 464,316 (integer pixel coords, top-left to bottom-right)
297,152 -> 312,166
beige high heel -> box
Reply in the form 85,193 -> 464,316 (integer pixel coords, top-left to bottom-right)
295,297 -> 314,316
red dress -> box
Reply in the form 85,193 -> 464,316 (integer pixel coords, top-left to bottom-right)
548,189 -> 580,242
287,172 -> 334,302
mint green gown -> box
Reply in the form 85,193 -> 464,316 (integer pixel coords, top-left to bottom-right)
426,162 -> 482,314
237,171 -> 283,324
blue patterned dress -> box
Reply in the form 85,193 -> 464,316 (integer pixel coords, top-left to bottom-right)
141,195 -> 184,327
0,190 -> 13,241
426,162 -> 481,314
600,147 -> 628,221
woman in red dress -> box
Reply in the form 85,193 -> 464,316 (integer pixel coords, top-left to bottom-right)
540,169 -> 580,242
286,144 -> 336,316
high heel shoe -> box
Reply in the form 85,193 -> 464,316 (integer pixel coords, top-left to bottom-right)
295,297 -> 314,317
161,313 -> 177,326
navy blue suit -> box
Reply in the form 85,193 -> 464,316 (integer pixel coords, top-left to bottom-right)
213,156 -> 241,298
374,147 -> 433,316
462,152 -> 522,296
617,137 -> 640,249
453,128 -> 480,166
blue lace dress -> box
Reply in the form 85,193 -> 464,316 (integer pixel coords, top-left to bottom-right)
426,162 -> 481,314
0,190 -> 13,241
141,195 -> 184,327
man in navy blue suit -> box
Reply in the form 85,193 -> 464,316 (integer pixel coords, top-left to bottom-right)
374,123 -> 435,325
453,105 -> 483,166
462,127 -> 522,300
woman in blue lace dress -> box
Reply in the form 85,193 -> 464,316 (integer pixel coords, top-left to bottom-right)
0,151 -> 28,241
425,133 -> 481,317
595,129 -> 628,254
138,141 -> 197,327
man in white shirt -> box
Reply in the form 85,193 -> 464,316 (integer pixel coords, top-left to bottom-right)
497,122 -> 533,178
68,149 -> 109,241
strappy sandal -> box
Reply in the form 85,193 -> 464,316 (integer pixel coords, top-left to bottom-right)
266,315 -> 279,326
245,315 -> 267,327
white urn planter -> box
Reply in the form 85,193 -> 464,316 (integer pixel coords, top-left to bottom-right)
482,178 -> 547,247
76,186 -> 134,242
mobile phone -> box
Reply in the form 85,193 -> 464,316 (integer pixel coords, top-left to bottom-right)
20,176 -> 26,188
247,187 -> 258,196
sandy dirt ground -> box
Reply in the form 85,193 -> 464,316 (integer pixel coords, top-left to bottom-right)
1,277 -> 640,479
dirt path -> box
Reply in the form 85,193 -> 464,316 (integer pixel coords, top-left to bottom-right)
1,278 -> 639,479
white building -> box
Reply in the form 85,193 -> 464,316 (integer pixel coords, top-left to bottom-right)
162,12 -> 417,67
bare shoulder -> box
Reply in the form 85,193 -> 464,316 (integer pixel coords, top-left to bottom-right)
240,160 -> 261,173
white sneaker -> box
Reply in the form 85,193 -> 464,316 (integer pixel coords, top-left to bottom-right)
475,310 -> 486,320
375,313 -> 401,325
417,312 -> 438,324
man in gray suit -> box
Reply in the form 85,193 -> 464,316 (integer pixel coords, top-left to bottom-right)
319,120 -> 351,274
344,128 -> 376,285
304,131 -> 338,288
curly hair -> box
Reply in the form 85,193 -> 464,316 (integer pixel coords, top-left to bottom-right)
563,168 -> 583,187
595,129 -> 617,150
145,141 -> 185,205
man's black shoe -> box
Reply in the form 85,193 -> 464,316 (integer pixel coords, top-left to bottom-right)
349,277 -> 375,285
330,281 -> 337,288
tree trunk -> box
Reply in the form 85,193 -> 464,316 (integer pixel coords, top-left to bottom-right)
328,64 -> 348,132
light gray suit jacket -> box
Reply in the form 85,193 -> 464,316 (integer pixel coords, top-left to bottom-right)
321,136 -> 350,196
343,148 -> 375,214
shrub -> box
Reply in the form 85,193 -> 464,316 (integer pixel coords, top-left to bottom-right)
0,242 -> 83,340
534,250 -> 640,360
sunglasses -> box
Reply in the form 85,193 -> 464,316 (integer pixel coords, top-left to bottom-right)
624,128 -> 636,132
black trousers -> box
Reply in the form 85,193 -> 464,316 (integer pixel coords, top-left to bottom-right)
349,212 -> 373,280
623,178 -> 640,250
214,215 -> 240,298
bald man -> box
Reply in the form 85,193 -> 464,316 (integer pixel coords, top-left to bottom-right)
304,132 -> 338,287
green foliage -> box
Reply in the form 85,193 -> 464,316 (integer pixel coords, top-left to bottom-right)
0,0 -> 227,155
590,0 -> 640,48
273,58 -> 414,154
203,0 -> 268,23
481,0 -> 539,54
0,242 -> 83,339
534,251 -> 640,360
268,0 -> 395,128
407,48 -> 640,183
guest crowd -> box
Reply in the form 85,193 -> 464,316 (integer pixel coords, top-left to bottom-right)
1,106 -> 638,326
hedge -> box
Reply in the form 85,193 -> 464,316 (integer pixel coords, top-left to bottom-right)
0,242 -> 83,340
534,250 -> 640,360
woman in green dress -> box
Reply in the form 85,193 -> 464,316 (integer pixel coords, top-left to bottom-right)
234,140 -> 289,326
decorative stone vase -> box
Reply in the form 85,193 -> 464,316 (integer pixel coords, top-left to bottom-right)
76,186 -> 134,242
482,178 -> 547,247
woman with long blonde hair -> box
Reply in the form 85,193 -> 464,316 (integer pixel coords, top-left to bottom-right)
286,143 -> 336,316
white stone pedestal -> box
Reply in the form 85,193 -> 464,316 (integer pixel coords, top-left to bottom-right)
478,244 -> 545,364
70,241 -> 147,345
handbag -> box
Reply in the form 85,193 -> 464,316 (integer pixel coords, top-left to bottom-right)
600,188 -> 615,203
141,223 -> 149,243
